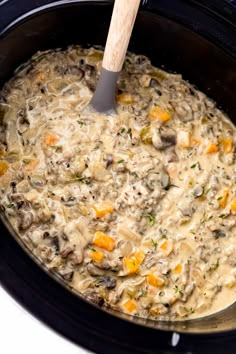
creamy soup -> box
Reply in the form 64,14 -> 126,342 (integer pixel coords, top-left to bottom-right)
0,46 -> 236,321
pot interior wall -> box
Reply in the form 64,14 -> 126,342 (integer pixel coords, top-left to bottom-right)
0,1 -> 236,334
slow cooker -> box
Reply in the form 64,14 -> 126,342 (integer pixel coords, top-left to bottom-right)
0,1 -> 236,353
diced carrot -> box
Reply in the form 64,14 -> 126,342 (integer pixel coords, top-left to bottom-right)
148,106 -> 171,122
89,249 -> 104,263
177,131 -> 191,148
174,263 -> 182,274
0,161 -> 8,177
230,198 -> 236,213
221,138 -> 234,154
23,159 -> 39,172
123,250 -> 145,275
93,231 -> 115,251
124,257 -> 140,274
206,143 -> 218,154
218,189 -> 229,209
44,134 -> 58,146
92,202 -> 113,218
123,299 -> 137,313
147,274 -> 165,287
116,93 -> 135,104
134,250 -> 145,264
160,239 -> 174,256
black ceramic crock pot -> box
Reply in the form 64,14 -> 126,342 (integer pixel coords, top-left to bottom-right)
0,1 -> 236,353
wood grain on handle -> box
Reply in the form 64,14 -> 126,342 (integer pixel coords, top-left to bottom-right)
102,0 -> 141,73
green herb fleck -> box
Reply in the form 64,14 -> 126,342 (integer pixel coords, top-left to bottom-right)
217,196 -> 223,200
6,203 -> 14,208
174,285 -> 183,296
145,213 -> 155,226
118,127 -> 126,135
209,258 -> 220,272
205,188 -> 211,195
159,291 -> 165,297
88,246 -> 96,252
48,190 -> 55,196
184,307 -> 195,315
200,213 -> 212,223
77,120 -> 86,127
219,214 -> 229,219
160,234 -> 167,239
117,160 -> 124,164
200,212 -> 208,224
70,175 -> 91,184
140,288 -> 147,297
93,144 -> 100,151
22,159 -> 31,164
151,239 -> 158,250
190,163 -> 197,169
50,145 -> 63,153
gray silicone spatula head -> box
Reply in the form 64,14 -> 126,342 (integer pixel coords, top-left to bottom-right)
89,0 -> 141,115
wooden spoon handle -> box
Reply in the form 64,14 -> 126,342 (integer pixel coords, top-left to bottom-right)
102,0 -> 141,72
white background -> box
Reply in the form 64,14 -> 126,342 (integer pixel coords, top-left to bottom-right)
0,286 -> 92,354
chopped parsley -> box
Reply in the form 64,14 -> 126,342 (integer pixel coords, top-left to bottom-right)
48,190 -> 55,196
159,291 -> 165,297
145,213 -> 155,226
93,144 -> 100,151
118,127 -> 126,135
219,214 -> 229,219
77,120 -> 86,127
217,196 -> 223,200
50,145 -> 63,152
151,239 -> 158,249
208,258 -> 220,272
22,159 -> 31,164
140,288 -> 147,297
70,175 -> 91,184
190,163 -> 197,169
117,160 -> 124,164
184,307 -> 195,315
200,212 -> 212,224
174,285 -> 183,296
88,246 -> 96,252
6,203 -> 14,208
160,234 -> 167,239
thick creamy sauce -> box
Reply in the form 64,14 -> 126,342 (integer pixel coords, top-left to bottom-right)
0,46 -> 236,321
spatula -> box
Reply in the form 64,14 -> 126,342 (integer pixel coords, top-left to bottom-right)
90,0 -> 141,114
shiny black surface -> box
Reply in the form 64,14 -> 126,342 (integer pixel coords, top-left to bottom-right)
0,1 -> 236,353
